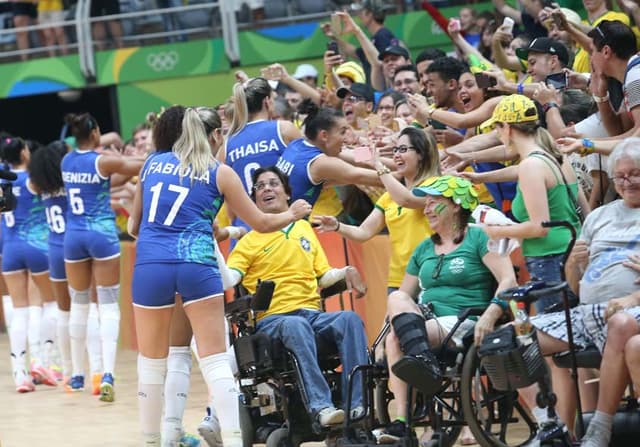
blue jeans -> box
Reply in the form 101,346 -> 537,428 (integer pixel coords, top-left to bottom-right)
525,254 -> 575,314
256,309 -> 369,413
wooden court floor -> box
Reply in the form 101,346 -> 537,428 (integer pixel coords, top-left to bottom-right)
0,333 -> 210,447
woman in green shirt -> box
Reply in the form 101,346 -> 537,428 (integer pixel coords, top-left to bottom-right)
379,175 -> 517,442
479,94 -> 584,313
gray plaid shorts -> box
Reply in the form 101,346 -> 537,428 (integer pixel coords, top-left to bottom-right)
531,303 -> 640,353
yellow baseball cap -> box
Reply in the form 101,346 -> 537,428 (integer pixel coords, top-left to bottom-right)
335,61 -> 366,84
480,94 -> 539,131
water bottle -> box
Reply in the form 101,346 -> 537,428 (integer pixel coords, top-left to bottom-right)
514,302 -> 533,346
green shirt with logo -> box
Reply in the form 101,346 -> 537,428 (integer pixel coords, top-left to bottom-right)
407,226 -> 496,317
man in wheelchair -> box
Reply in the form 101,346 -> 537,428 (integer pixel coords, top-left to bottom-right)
379,176 -> 517,442
225,166 -> 369,428
523,140 -> 640,447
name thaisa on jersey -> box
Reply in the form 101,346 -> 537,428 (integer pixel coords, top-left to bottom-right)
227,139 -> 280,163
141,161 -> 211,183
62,171 -> 101,184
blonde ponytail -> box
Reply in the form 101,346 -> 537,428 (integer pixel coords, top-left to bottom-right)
534,127 -> 563,163
173,108 -> 216,182
227,83 -> 248,136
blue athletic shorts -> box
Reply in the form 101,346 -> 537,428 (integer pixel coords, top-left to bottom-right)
132,262 -> 224,308
64,229 -> 120,262
2,241 -> 49,274
48,242 -> 66,281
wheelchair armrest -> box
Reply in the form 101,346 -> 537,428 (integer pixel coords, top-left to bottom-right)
552,345 -> 602,369
225,280 -> 275,318
251,280 -> 274,312
320,279 -> 347,299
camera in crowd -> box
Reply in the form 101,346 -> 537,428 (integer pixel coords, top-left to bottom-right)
0,168 -> 17,212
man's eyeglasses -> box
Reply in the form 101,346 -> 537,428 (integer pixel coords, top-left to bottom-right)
432,254 -> 445,280
345,95 -> 366,103
253,179 -> 282,191
612,174 -> 640,186
393,145 -> 416,154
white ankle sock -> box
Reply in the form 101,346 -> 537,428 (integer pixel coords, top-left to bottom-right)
27,305 -> 43,368
69,288 -> 90,377
41,301 -> 57,367
138,354 -> 167,443
57,310 -> 72,376
9,307 -> 29,384
532,406 -> 549,424
162,347 -> 192,443
199,352 -> 241,447
87,302 -> 102,375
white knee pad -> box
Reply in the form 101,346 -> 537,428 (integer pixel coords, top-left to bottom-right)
138,354 -> 167,385
96,284 -> 119,305
168,346 -> 192,376
69,287 -> 90,305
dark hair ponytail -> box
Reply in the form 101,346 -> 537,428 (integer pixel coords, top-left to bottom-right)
64,113 -> 98,144
0,136 -> 25,165
300,99 -> 343,141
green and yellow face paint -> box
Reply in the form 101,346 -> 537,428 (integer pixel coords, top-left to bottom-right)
434,202 -> 447,215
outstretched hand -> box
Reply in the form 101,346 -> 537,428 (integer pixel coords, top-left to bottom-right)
311,215 -> 339,233
289,199 -> 313,220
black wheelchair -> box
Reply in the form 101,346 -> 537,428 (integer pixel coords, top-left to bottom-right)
334,304 -> 540,447
225,279 -> 361,447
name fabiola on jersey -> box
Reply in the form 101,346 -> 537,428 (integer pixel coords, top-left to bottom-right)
140,160 -> 211,183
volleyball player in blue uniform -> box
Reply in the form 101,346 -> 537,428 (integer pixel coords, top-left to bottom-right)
128,108 -> 312,446
29,140 -> 74,388
275,100 -> 382,207
224,78 -> 301,229
61,113 -> 144,401
1,136 -> 58,392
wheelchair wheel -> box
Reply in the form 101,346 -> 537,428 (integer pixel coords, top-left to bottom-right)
374,377 -> 394,425
460,344 -> 538,447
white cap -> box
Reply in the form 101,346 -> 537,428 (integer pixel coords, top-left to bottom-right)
292,63 -> 318,79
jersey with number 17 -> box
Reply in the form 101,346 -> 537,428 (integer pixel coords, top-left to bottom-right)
61,149 -> 116,235
135,152 -> 223,266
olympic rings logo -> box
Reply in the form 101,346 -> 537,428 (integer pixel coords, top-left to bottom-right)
146,51 -> 179,72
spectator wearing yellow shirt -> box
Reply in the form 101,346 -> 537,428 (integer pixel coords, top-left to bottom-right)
564,0 -> 630,73
38,0 -> 68,56
314,127 -> 440,292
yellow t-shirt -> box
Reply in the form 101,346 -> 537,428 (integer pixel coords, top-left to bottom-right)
572,11 -> 630,74
228,220 -> 331,320
374,178 -> 434,288
310,186 -> 343,220
38,0 -> 63,12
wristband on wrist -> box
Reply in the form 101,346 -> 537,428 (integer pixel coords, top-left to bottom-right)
542,102 -> 558,113
376,165 -> 391,176
592,92 -> 609,103
517,83 -> 524,95
580,138 -> 595,156
334,221 -> 341,232
490,296 -> 510,312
